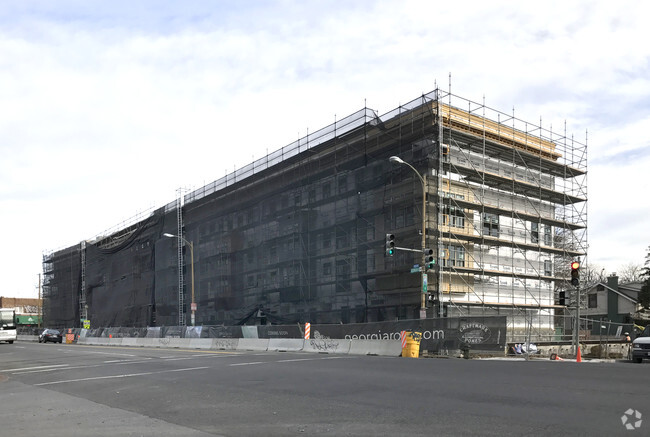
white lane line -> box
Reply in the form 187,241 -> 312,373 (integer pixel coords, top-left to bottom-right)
277,356 -> 349,363
58,349 -> 137,357
229,361 -> 266,366
4,364 -> 70,372
34,366 -> 210,386
11,359 -> 154,375
277,358 -> 319,363
229,355 -> 350,367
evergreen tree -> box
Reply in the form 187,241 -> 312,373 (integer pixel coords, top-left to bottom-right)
640,246 -> 650,309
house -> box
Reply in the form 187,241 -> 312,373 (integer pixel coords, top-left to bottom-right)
582,275 -> 640,336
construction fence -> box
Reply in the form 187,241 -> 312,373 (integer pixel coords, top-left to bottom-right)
24,316 -> 507,354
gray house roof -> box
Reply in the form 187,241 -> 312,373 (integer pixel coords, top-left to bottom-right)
591,281 -> 638,304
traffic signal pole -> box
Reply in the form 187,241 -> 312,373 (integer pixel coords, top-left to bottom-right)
571,260 -> 581,357
389,156 -> 429,319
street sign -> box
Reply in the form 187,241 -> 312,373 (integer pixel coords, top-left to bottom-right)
410,267 -> 422,273
422,272 -> 428,293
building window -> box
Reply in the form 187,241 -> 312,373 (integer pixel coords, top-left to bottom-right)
482,213 -> 499,238
322,232 -> 332,248
441,244 -> 465,267
338,176 -> 347,194
531,222 -> 539,243
441,205 -> 465,228
336,233 -> 348,249
336,260 -> 350,279
543,225 -> 552,246
544,260 -> 552,276
322,183 -> 331,199
323,262 -> 332,276
588,293 -> 597,308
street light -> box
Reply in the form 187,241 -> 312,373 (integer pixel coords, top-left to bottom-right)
163,232 -> 196,326
389,156 -> 428,319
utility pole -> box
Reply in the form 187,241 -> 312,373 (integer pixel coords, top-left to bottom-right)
38,273 -> 42,329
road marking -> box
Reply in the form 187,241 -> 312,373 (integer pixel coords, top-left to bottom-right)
3,364 -> 69,372
60,349 -> 137,357
228,356 -> 349,367
277,358 -> 324,363
33,366 -> 210,386
11,359 -> 154,375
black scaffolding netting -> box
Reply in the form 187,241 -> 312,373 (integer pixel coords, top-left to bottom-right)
42,88 -> 587,332
84,209 -> 171,328
42,245 -> 81,328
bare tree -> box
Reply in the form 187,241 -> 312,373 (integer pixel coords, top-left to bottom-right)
618,263 -> 644,283
582,263 -> 607,285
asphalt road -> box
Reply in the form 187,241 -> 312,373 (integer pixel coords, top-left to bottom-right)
1,341 -> 648,436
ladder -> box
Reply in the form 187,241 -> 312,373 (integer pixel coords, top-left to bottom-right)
176,193 -> 186,326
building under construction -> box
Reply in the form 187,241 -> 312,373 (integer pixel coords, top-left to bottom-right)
42,88 -> 587,341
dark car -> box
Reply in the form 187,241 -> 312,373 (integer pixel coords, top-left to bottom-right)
39,329 -> 63,343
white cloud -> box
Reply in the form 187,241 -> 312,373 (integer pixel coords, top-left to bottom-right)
1,1 -> 650,298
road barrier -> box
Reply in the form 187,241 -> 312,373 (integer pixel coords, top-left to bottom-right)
73,336 -> 403,357
302,338 -> 351,354
236,338 -> 270,351
268,338 -> 305,352
348,339 -> 403,356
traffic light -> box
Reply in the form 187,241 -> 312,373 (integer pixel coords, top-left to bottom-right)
570,261 -> 580,287
424,248 -> 435,269
385,234 -> 395,256
558,290 -> 566,306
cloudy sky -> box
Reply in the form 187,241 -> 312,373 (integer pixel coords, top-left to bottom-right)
1,1 -> 649,299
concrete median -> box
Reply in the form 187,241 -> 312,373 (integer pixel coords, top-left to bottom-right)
267,338 -> 304,352
302,338 -> 351,354
236,338 -> 269,351
188,338 -> 214,349
212,338 -> 239,350
348,339 -> 403,356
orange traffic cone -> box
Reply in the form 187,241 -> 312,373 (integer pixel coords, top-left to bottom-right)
555,354 -> 564,361
576,347 -> 582,363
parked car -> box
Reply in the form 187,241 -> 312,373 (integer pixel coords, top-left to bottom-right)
630,325 -> 650,363
39,329 -> 63,344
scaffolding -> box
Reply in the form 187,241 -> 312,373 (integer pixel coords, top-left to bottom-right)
41,87 -> 586,343
432,90 -> 587,342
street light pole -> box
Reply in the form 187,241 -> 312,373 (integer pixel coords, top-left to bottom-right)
163,233 -> 196,326
389,156 -> 427,319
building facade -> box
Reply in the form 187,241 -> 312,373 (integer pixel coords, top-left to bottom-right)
42,89 -> 587,339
